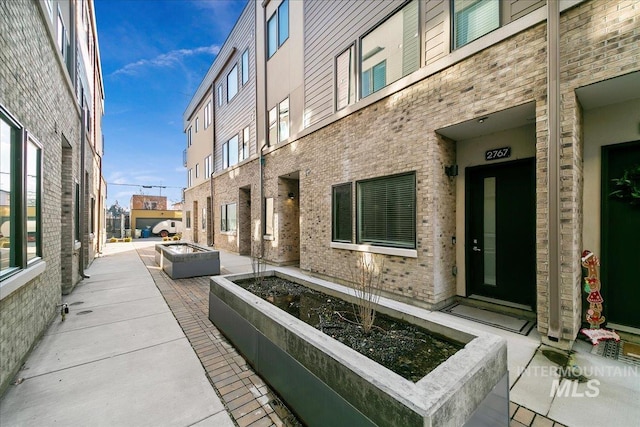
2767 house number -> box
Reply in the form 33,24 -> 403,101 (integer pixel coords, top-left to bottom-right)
485,147 -> 511,161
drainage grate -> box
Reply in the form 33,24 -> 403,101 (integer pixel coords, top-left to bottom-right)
591,340 -> 640,367
76,310 -> 93,315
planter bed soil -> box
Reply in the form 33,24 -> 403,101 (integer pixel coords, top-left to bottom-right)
235,276 -> 462,382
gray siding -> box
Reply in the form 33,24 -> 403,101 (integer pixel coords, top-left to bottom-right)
508,0 -> 546,21
304,0 -> 404,126
424,0 -> 447,65
213,4 -> 256,173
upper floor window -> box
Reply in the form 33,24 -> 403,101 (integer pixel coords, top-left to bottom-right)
267,0 -> 289,58
241,126 -> 249,161
188,168 -> 192,187
453,0 -> 500,49
204,102 -> 212,129
268,97 -> 289,145
241,49 -> 249,85
185,210 -> 191,228
360,0 -> 419,98
268,107 -> 277,145
222,135 -> 239,169
57,7 -> 65,56
336,45 -> 356,111
1,106 -> 43,279
187,126 -> 192,147
195,163 -> 199,179
278,0 -> 289,45
204,155 -> 212,178
195,117 -> 199,133
278,98 -> 289,142
227,64 -> 238,101
217,85 -> 223,107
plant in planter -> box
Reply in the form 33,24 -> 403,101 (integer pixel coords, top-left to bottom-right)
350,252 -> 383,334
610,164 -> 640,205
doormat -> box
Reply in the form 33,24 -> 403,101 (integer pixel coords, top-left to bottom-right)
440,303 -> 536,336
591,340 -> 640,367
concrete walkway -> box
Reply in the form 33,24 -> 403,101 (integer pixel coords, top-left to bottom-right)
1,238 -> 638,427
0,240 -> 234,427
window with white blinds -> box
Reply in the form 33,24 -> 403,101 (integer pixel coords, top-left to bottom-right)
453,0 -> 500,49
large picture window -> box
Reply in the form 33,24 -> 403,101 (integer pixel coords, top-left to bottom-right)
357,173 -> 415,248
453,0 -> 500,49
1,106 -> 42,278
332,183 -> 352,243
360,0 -> 419,98
221,203 -> 237,232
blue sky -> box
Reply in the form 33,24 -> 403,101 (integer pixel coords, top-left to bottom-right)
95,0 -> 247,209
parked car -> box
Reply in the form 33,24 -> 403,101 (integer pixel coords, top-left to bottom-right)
151,220 -> 182,237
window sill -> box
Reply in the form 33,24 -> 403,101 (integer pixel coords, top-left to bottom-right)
221,231 -> 236,236
330,242 -> 417,258
0,260 -> 47,301
263,235 -> 274,241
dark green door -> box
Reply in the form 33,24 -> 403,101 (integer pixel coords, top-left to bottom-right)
466,159 -> 535,307
602,141 -> 640,329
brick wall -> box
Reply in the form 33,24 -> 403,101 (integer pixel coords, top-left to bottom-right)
0,0 -> 84,394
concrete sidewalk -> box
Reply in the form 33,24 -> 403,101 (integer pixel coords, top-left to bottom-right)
0,241 -> 233,427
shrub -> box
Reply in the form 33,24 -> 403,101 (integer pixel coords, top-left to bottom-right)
124,237 -> 132,242
350,252 -> 384,334
162,237 -> 170,241
172,236 -> 180,241
109,237 -> 117,243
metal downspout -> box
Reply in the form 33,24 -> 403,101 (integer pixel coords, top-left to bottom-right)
547,0 -> 561,342
79,107 -> 90,279
259,3 -> 268,259
210,86 -> 215,247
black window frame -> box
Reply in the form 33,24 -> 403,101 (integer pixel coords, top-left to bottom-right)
332,183 -> 353,243
0,105 -> 43,280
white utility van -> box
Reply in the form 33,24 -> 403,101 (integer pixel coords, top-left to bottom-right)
151,220 -> 183,237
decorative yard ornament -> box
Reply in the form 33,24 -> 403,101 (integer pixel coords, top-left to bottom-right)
581,250 -> 605,328
579,250 -> 620,345
580,328 -> 620,345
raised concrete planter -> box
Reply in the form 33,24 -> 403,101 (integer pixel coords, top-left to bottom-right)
209,270 -> 508,427
155,242 -> 219,279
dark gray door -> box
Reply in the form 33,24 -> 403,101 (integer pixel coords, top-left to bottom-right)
466,159 -> 536,307
601,141 -> 640,329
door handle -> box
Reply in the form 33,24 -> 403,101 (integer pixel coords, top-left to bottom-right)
472,246 -> 482,252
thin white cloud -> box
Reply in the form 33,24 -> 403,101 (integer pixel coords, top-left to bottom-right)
111,45 -> 220,77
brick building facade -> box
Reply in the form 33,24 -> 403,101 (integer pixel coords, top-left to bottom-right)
184,0 -> 639,350
0,0 -> 105,394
